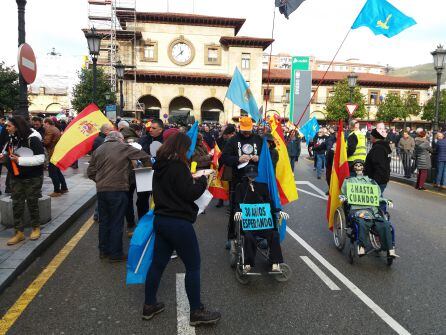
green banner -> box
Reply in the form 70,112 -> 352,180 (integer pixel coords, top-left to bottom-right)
346,182 -> 380,207
289,56 -> 311,123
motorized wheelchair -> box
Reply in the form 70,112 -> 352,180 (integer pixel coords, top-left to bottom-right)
332,198 -> 396,266
229,216 -> 292,284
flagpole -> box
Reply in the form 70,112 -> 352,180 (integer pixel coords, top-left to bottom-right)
264,5 -> 277,126
295,27 -> 353,127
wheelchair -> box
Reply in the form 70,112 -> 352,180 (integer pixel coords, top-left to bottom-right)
332,198 -> 396,266
229,217 -> 292,284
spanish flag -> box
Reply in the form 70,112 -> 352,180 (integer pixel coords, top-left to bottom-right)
326,120 -> 350,230
268,116 -> 298,205
208,144 -> 229,200
50,103 -> 112,170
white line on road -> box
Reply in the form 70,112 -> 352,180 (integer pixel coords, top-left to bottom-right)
286,227 -> 411,335
296,181 -> 328,197
297,188 -> 328,200
176,273 -> 195,335
300,256 -> 341,291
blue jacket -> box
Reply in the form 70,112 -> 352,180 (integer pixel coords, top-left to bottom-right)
435,138 -> 446,162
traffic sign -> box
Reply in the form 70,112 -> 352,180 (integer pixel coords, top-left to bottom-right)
345,103 -> 358,116
17,43 -> 37,84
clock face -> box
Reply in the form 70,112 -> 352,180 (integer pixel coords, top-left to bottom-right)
171,42 -> 192,64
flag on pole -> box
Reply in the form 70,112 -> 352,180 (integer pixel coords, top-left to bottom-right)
275,0 -> 306,19
186,121 -> 199,159
208,144 -> 229,200
299,116 -> 319,142
256,137 -> 287,242
326,120 -> 350,231
351,0 -> 416,38
50,103 -> 112,170
268,116 -> 298,205
226,67 -> 261,122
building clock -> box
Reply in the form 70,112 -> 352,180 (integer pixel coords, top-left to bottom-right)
169,37 -> 194,66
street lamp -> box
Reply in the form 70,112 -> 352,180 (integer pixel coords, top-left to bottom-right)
281,94 -> 288,120
84,27 -> 102,104
347,71 -> 358,123
114,60 -> 125,117
105,92 -> 111,102
431,45 -> 446,140
16,0 -> 28,118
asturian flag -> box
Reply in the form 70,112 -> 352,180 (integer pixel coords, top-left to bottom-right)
352,0 -> 416,38
50,103 -> 112,170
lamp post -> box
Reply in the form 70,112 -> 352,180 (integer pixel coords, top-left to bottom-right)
281,94 -> 288,120
84,27 -> 102,104
347,71 -> 358,123
114,60 -> 125,117
16,0 -> 28,118
431,45 -> 446,143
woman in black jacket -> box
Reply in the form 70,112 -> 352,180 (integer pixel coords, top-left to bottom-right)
143,132 -> 221,326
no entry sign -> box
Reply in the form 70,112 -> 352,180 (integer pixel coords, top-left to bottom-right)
17,43 -> 37,84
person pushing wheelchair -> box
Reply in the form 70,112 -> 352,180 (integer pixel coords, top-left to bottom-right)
234,164 -> 289,273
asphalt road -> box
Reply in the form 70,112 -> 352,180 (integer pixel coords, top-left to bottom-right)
0,157 -> 445,335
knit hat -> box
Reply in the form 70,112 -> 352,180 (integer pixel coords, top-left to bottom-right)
371,128 -> 385,140
162,127 -> 179,141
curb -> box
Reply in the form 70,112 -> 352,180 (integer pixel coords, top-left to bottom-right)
0,189 -> 96,295
390,174 -> 446,194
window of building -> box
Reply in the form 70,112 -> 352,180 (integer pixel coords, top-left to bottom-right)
241,53 -> 251,69
263,87 -> 274,101
369,90 -> 380,105
407,91 -> 420,104
327,89 -> 335,98
141,41 -> 158,62
204,45 -> 221,65
285,88 -> 291,101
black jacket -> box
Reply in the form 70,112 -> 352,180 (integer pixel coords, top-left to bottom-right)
364,140 -> 391,185
347,133 -> 358,157
152,159 -> 207,223
138,133 -> 163,156
220,132 -> 263,182
312,134 -> 328,154
92,132 -> 106,152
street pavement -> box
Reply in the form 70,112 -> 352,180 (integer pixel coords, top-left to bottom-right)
0,156 -> 445,335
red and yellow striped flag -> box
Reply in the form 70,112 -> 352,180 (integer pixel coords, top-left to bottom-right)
268,116 -> 298,205
50,103 -> 113,170
326,120 -> 350,230
208,144 -> 229,200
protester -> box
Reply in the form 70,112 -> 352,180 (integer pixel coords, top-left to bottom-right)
434,132 -> 446,189
364,123 -> 391,211
221,116 -> 262,243
216,124 -> 236,150
347,120 -> 367,176
44,118 -> 68,197
192,133 -> 212,170
92,123 -> 114,151
3,116 -> 45,245
398,130 -> 415,178
87,131 -> 150,262
312,128 -> 328,179
286,129 -> 301,173
201,124 -> 215,149
0,117 -> 9,195
414,130 -> 432,190
144,132 -> 221,326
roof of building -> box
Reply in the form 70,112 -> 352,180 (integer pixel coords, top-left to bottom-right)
220,36 -> 274,50
125,70 -> 231,86
116,11 -> 246,35
263,69 -> 435,88
315,60 -> 388,68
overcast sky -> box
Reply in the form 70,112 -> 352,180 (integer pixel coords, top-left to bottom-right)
0,0 -> 444,85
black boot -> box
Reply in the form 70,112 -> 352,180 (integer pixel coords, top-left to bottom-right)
190,307 -> 221,326
142,302 -> 165,320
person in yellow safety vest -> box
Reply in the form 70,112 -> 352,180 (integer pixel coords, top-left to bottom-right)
347,120 -> 367,176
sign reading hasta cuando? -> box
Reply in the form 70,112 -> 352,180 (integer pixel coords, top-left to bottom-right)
346,182 -> 380,207
240,203 -> 274,231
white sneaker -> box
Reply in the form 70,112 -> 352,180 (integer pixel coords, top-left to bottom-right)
171,251 -> 178,259
358,246 -> 366,256
243,265 -> 251,273
388,249 -> 399,258
271,263 -> 281,272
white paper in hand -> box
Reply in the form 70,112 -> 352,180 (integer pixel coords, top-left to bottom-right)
237,161 -> 249,170
150,141 -> 162,157
195,190 -> 213,215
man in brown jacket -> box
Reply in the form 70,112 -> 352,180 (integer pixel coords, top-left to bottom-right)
44,118 -> 68,197
398,130 -> 415,178
87,131 -> 150,262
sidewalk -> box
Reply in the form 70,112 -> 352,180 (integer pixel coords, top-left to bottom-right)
0,158 -> 96,293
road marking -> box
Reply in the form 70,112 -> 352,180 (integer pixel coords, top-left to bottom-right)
296,181 -> 327,197
0,217 -> 95,335
300,256 -> 340,291
298,188 -> 328,200
286,227 -> 411,335
176,273 -> 195,335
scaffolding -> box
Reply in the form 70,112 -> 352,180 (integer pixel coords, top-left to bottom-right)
87,0 -> 139,115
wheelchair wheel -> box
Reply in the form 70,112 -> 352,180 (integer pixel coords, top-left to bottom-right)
333,207 -> 346,251
235,266 -> 250,285
274,263 -> 292,282
229,253 -> 237,268
348,243 -> 355,264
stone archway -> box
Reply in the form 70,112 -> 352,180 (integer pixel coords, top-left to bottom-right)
138,95 -> 161,120
168,96 -> 194,124
201,98 -> 223,123
311,110 -> 326,120
45,103 -> 62,113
